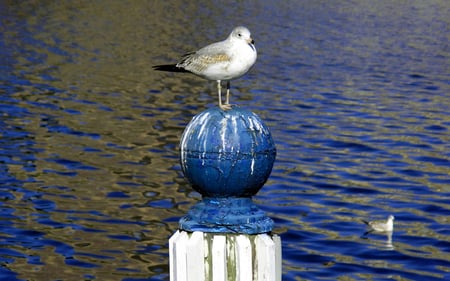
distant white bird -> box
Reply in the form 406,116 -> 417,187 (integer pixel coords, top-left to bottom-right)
153,26 -> 257,110
363,215 -> 395,232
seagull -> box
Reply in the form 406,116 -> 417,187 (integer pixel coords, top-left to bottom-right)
153,26 -> 257,110
363,215 -> 395,233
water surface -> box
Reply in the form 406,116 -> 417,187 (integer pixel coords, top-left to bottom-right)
1,1 -> 449,280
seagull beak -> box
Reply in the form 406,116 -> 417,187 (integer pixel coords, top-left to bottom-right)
247,38 -> 255,51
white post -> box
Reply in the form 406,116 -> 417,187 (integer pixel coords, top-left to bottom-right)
169,231 -> 282,281
187,231 -> 205,281
212,235 -> 227,281
169,231 -> 187,281
236,235 -> 252,281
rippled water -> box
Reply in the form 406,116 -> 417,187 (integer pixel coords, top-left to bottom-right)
1,1 -> 449,280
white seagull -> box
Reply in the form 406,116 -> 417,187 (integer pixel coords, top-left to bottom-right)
363,215 -> 395,233
153,26 -> 257,110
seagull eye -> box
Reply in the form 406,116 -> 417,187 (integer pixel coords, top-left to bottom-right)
238,33 -> 242,37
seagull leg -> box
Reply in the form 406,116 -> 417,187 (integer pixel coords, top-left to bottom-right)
218,80 -> 231,110
217,80 -> 223,107
225,81 -> 231,105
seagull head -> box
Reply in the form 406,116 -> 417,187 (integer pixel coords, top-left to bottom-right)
230,26 -> 255,49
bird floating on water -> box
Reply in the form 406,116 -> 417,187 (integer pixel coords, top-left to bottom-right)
153,26 -> 257,110
363,215 -> 395,233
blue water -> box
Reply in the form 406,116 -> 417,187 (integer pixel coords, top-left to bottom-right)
1,1 -> 449,280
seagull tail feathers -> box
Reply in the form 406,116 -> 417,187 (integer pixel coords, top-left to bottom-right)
362,220 -> 370,225
152,64 -> 188,73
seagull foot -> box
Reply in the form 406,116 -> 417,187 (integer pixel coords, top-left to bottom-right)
219,103 -> 233,111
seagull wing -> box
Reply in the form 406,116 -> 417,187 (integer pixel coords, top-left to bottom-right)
177,51 -> 231,74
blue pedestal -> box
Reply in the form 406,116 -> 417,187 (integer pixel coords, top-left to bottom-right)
179,197 -> 274,234
179,106 -> 276,234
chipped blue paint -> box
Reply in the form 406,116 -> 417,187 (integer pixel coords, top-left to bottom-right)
179,106 -> 276,234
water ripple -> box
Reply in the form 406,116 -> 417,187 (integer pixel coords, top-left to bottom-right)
1,1 -> 449,280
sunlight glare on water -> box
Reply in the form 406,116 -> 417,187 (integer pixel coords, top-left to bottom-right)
1,1 -> 449,280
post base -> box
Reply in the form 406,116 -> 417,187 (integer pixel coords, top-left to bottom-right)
169,230 -> 282,281
179,197 -> 274,234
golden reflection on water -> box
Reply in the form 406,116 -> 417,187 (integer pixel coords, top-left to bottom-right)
3,1 -> 214,279
2,0 -> 449,280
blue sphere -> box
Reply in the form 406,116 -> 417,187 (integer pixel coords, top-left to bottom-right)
180,107 -> 276,197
